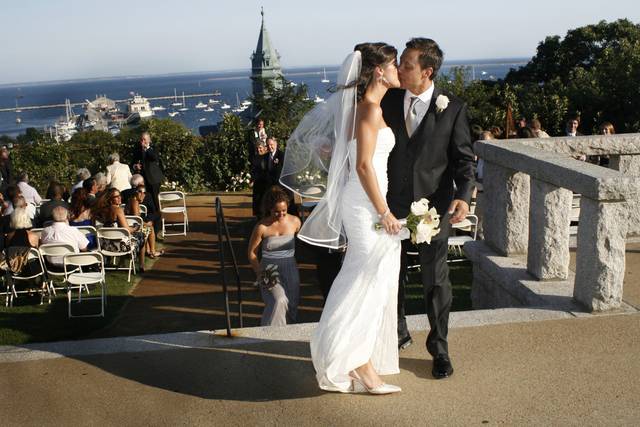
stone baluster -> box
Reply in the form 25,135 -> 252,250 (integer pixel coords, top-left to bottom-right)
527,179 -> 572,279
573,198 -> 629,311
482,162 -> 530,256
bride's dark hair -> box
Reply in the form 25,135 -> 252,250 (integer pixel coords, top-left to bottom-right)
342,42 -> 397,102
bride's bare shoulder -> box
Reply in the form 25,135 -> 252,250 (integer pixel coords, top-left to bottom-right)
356,101 -> 382,124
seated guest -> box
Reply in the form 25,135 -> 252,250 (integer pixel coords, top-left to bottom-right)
40,206 -> 89,267
6,193 -> 36,221
247,186 -> 301,326
94,172 -> 108,198
38,182 -> 71,226
92,188 -> 146,272
125,184 -> 163,258
72,168 -> 91,193
82,177 -> 99,205
106,153 -> 132,191
530,119 -> 550,138
5,207 -> 41,277
69,188 -> 96,248
16,172 -> 42,206
45,180 -> 70,202
123,174 -> 160,233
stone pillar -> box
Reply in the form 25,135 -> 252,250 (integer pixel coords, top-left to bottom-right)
483,162 -> 530,256
609,154 -> 640,175
610,154 -> 640,237
527,179 -> 572,280
574,198 -> 628,311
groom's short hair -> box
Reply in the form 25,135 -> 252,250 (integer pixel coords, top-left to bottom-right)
406,38 -> 443,80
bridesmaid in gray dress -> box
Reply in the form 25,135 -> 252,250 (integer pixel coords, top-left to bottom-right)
247,186 -> 302,326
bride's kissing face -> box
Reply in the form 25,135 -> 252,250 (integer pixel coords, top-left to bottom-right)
381,59 -> 401,88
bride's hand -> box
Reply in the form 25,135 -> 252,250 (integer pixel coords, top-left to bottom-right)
381,212 -> 402,235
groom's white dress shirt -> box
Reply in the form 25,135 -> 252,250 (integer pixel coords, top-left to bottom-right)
404,83 -> 435,127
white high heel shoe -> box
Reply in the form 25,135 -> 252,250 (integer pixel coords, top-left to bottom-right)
349,371 -> 401,395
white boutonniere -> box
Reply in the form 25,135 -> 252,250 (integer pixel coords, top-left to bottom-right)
435,95 -> 450,113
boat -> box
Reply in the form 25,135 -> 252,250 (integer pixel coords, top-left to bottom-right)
289,81 -> 298,87
195,101 -> 207,109
128,94 -> 154,119
220,103 -> 231,110
151,105 -> 166,111
208,98 -> 220,104
204,107 -> 214,112
168,111 -> 179,117
321,67 -> 330,83
15,117 -> 22,124
198,117 -> 206,122
178,92 -> 189,111
232,93 -> 249,113
241,100 -> 252,107
314,94 -> 325,103
171,88 -> 182,107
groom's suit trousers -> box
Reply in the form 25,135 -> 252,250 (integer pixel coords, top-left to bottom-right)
398,232 -> 452,358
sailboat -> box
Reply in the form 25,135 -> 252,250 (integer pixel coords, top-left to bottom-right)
15,98 -> 22,123
168,111 -> 179,117
178,92 -> 189,111
232,93 -> 246,113
321,67 -> 330,83
171,88 -> 182,107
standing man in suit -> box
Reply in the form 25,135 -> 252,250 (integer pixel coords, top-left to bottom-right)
381,38 -> 476,379
134,132 -> 165,212
265,136 -> 284,187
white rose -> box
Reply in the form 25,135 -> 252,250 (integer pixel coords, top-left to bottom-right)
415,220 -> 439,245
423,207 -> 441,228
435,95 -> 450,113
410,198 -> 430,216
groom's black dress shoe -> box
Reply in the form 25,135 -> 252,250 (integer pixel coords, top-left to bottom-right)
432,355 -> 454,379
398,334 -> 413,350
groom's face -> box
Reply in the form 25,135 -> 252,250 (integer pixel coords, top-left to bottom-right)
398,48 -> 432,93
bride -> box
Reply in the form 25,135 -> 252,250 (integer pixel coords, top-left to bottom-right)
281,42 -> 405,395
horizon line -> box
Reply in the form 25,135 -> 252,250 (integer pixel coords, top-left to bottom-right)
0,56 -> 531,88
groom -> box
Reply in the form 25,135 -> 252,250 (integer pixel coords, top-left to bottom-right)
381,38 -> 476,379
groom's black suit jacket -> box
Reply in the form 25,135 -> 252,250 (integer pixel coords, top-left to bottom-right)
381,87 -> 476,239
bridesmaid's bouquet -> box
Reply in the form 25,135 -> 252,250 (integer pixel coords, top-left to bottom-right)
375,198 -> 441,245
259,264 -> 282,290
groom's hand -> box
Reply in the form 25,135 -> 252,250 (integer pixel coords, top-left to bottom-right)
448,199 -> 469,224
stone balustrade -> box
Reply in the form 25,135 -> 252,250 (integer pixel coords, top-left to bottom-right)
466,134 -> 640,312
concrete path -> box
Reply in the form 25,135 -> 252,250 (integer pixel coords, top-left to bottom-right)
1,310 -> 639,425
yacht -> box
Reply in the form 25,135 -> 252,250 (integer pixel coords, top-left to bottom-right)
241,99 -> 252,107
204,106 -> 214,112
15,117 -> 22,124
128,94 -> 154,119
321,67 -> 330,83
151,105 -> 166,111
220,103 -> 231,110
168,111 -> 179,117
198,117 -> 206,122
195,101 -> 207,109
178,92 -> 189,111
171,88 -> 182,107
314,94 -> 325,103
208,98 -> 220,104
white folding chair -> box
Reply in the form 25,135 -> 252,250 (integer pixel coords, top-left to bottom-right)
75,225 -> 100,250
158,191 -> 188,237
125,215 -> 144,231
139,204 -> 148,216
97,227 -> 136,282
448,214 -> 478,260
63,252 -> 106,318
4,247 -> 48,307
38,243 -> 79,297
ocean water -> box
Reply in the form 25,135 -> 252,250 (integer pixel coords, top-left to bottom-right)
0,59 -> 526,137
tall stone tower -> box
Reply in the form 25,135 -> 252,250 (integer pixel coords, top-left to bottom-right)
251,8 -> 284,97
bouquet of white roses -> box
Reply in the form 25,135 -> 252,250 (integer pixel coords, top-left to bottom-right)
375,198 -> 441,245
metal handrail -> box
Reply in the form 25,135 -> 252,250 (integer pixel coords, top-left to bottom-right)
215,197 -> 243,336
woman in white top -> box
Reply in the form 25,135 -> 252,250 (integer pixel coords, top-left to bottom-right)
106,153 -> 132,191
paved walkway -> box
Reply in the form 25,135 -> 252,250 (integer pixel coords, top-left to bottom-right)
97,193 -> 324,337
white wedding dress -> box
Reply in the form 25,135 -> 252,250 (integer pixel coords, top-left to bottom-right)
310,127 -> 404,392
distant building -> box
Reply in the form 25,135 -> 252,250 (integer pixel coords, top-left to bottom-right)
250,8 -> 283,97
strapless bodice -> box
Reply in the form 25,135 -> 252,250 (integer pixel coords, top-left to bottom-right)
262,234 -> 295,259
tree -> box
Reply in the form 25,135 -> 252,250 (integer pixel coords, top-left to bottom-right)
202,113 -> 249,190
506,19 -> 640,133
251,77 -> 315,145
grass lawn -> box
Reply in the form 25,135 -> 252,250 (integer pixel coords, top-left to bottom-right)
404,258 -> 473,315
0,254 -> 158,346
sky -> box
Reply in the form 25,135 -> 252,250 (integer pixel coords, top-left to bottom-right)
1,0 -> 638,85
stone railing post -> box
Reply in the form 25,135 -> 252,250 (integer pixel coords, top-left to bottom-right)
482,161 -> 530,256
610,154 -> 640,237
573,198 -> 629,311
527,179 -> 572,279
